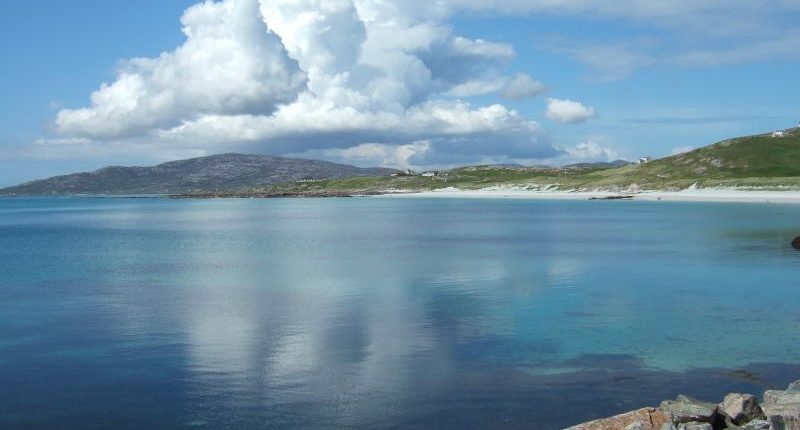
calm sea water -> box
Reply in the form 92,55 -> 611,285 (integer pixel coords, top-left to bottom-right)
2,196 -> 800,429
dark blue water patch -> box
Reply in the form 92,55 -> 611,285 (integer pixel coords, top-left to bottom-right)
4,353 -> 796,430
384,360 -> 800,430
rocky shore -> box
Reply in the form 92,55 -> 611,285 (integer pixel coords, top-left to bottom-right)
564,380 -> 800,430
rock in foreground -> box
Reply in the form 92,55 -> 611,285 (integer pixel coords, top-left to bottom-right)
564,407 -> 667,430
762,380 -> 800,430
722,393 -> 765,425
562,380 -> 800,430
660,395 -> 720,425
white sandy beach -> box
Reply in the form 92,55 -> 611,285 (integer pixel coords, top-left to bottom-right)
382,186 -> 800,204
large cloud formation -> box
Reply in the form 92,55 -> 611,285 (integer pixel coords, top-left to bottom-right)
37,0 -> 800,168
51,0 -> 567,167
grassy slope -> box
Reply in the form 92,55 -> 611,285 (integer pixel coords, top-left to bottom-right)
182,128 -> 800,196
589,127 -> 800,189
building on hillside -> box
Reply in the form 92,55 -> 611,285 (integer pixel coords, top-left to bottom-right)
637,157 -> 652,164
772,131 -> 786,138
421,171 -> 438,177
391,169 -> 416,177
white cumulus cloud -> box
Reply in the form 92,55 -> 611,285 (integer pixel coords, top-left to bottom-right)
502,73 -> 546,100
293,141 -> 432,169
56,0 -> 306,140
545,97 -> 596,124
564,141 -> 619,161
45,0 -> 558,168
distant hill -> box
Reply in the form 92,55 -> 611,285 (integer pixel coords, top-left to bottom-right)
223,127 -> 800,196
0,153 -> 398,195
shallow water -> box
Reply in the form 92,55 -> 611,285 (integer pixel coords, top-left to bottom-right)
1,197 -> 799,429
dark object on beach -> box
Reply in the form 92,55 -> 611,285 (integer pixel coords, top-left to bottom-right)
589,195 -> 634,200
792,236 -> 800,251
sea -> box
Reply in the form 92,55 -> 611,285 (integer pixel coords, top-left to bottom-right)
1,196 -> 799,429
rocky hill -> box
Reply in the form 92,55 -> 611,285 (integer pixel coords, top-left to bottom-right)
0,153 -> 398,195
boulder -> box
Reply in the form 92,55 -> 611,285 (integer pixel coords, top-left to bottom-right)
761,385 -> 800,430
788,381 -> 800,392
765,414 -> 800,430
721,393 -> 765,425
792,236 -> 800,251
660,395 -> 719,424
677,422 -> 712,430
764,391 -> 800,406
564,407 -> 668,430
726,420 -> 771,430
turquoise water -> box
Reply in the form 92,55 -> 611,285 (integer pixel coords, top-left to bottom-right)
1,196 -> 800,429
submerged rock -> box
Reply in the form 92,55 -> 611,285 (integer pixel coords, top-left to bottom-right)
564,407 -> 668,430
721,393 -> 764,425
792,236 -> 800,251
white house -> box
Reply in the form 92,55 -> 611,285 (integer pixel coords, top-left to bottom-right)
772,131 -> 786,138
637,157 -> 652,164
421,171 -> 438,177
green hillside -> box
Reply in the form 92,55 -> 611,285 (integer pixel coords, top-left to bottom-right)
635,127 -> 800,177
239,127 -> 800,196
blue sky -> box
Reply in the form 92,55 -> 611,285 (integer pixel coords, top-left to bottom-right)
1,0 -> 799,186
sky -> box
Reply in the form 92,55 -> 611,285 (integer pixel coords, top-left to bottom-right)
1,0 -> 799,186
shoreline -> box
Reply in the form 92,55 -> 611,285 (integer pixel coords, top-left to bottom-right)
6,187 -> 800,204
380,187 -> 800,204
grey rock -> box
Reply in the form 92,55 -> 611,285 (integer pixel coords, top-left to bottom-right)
721,393 -> 764,424
658,425 -> 678,430
660,395 -> 719,424
761,388 -> 800,430
564,407 -> 668,430
766,414 -> 800,430
788,381 -> 800,392
677,422 -> 712,430
765,391 -> 800,406
744,420 -> 771,429
727,420 -> 770,430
